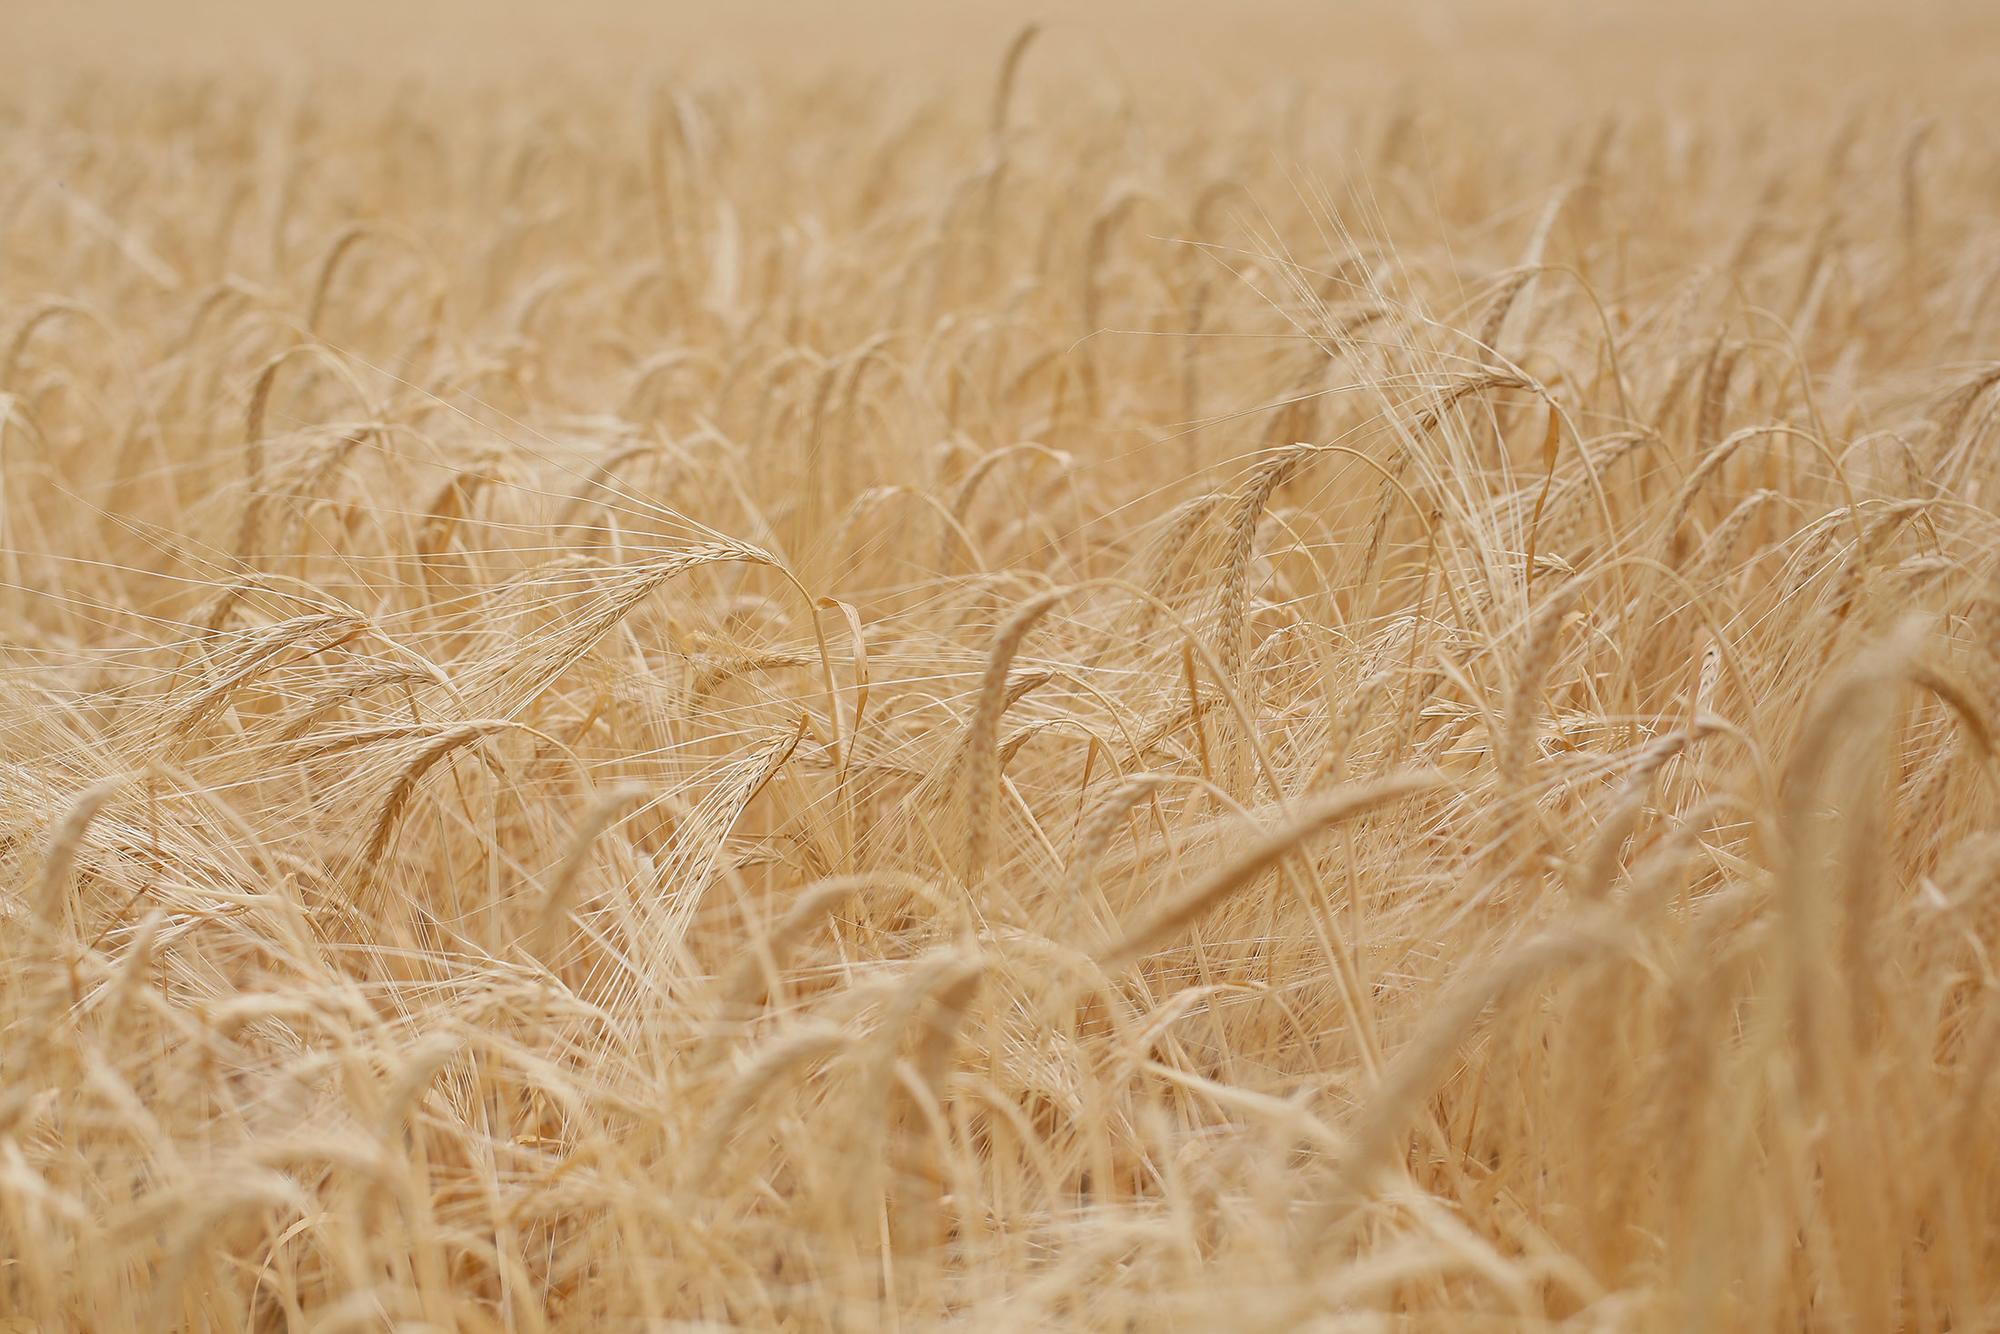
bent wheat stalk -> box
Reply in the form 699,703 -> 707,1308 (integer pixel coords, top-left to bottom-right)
1100,770 -> 1444,969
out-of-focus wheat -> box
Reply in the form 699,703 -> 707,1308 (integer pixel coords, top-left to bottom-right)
3,7 -> 2000,1329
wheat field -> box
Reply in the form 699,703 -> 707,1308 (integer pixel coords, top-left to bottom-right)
4,2 -> 2000,1329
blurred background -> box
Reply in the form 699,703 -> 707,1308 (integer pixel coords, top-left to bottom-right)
9,0 -> 1996,106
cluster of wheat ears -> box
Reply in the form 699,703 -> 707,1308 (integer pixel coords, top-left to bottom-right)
3,13 -> 2000,1331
